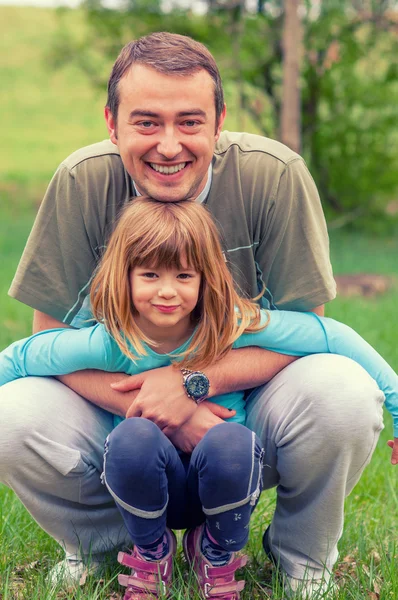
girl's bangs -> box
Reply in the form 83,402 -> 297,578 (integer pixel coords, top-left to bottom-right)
132,231 -> 202,271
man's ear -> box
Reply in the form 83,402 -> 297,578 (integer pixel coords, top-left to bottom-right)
215,104 -> 227,141
105,106 -> 118,145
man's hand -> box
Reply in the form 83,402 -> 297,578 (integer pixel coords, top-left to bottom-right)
112,366 -> 228,436
387,438 -> 398,465
112,345 -> 297,435
35,308 -> 299,427
169,402 -> 235,453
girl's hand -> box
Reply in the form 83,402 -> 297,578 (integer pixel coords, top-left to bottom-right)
111,366 -> 234,437
387,438 -> 398,465
169,403 -> 235,453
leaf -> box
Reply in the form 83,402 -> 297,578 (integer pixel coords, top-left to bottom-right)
13,560 -> 40,574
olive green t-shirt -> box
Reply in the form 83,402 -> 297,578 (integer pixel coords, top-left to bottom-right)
9,131 -> 336,325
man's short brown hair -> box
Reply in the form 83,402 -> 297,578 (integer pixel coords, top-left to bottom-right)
106,31 -> 224,127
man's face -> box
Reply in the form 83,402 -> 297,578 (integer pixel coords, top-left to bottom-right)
105,64 -> 226,202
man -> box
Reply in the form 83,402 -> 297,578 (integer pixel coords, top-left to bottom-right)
0,32 -> 383,598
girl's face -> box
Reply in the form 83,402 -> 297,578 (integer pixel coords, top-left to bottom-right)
129,262 -> 201,345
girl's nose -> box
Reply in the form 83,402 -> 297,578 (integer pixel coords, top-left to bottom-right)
158,285 -> 177,299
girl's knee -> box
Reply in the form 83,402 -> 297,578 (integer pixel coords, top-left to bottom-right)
200,423 -> 258,457
196,423 -> 263,486
109,416 -> 159,440
105,418 -> 175,480
107,418 -> 161,460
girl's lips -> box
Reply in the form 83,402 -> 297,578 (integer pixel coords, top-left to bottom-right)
152,305 -> 179,313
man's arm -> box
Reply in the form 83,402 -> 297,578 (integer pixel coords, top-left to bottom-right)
118,305 -> 325,444
115,304 -> 324,411
116,346 -> 297,438
33,309 -> 304,431
32,311 -> 238,423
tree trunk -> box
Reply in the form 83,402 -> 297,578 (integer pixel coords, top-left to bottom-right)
280,0 -> 302,153
231,2 -> 245,131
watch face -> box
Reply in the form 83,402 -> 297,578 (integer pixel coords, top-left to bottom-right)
186,373 -> 209,399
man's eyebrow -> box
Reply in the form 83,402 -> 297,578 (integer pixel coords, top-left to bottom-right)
177,110 -> 207,118
129,110 -> 160,119
128,109 -> 207,119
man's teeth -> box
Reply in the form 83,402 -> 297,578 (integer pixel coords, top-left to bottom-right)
150,162 -> 186,174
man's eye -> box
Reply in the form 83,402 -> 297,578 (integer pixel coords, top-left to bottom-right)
182,120 -> 200,128
139,121 -> 155,128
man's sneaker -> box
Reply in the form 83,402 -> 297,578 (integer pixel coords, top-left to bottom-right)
183,524 -> 248,600
47,556 -> 102,587
263,528 -> 337,599
282,572 -> 337,599
117,528 -> 177,600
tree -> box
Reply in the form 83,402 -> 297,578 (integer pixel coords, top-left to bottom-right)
301,3 -> 398,223
280,0 -> 302,153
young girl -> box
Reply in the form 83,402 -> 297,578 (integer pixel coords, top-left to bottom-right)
1,198 -> 397,600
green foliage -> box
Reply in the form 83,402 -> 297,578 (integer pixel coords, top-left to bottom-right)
302,7 -> 398,224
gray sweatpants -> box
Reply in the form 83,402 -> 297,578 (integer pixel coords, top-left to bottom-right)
0,354 -> 384,579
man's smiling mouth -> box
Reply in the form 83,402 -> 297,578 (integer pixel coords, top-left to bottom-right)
149,162 -> 187,174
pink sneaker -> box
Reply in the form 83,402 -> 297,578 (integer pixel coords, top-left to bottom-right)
117,529 -> 177,600
182,524 -> 248,599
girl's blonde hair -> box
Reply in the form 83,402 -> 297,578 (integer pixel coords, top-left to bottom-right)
91,197 -> 267,370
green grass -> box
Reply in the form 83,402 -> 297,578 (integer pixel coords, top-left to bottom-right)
327,231 -> 398,370
0,5 -> 398,599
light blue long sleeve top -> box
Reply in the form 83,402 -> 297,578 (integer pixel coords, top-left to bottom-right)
1,311 -> 397,435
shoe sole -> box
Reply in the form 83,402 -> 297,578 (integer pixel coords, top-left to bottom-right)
182,529 -> 193,565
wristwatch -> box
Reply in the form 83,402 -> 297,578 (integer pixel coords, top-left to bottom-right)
181,369 -> 210,404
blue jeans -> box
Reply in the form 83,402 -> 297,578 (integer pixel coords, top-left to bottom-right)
103,419 -> 264,552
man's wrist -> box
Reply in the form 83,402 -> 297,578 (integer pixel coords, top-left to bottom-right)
181,368 -> 210,404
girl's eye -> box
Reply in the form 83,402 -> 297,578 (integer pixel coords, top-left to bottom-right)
142,272 -> 158,279
178,273 -> 193,280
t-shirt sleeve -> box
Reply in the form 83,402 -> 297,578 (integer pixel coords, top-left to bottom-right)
0,324 -> 124,385
256,159 -> 336,311
234,310 -> 398,436
8,163 -> 99,324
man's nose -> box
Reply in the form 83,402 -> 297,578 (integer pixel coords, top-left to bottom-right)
157,127 -> 183,159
